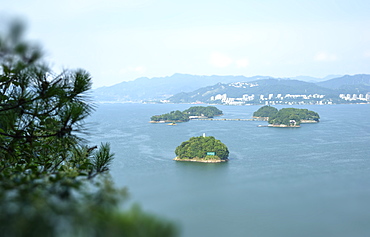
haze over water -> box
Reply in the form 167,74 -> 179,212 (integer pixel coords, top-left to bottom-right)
86,103 -> 370,237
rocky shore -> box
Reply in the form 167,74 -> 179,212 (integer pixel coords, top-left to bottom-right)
267,124 -> 300,128
252,116 -> 269,121
173,157 -> 228,163
150,120 -> 186,123
300,120 -> 319,123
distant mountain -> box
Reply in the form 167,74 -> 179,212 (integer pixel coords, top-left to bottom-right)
92,73 -> 369,102
322,74 -> 344,81
168,79 -> 337,103
92,74 -> 270,102
289,76 -> 323,82
316,74 -> 370,93
289,75 -> 341,83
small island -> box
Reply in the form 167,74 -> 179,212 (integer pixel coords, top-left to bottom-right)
253,105 -> 278,121
150,106 -> 223,123
174,135 -> 229,163
254,106 -> 320,127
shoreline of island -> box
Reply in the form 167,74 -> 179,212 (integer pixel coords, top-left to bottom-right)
150,120 -> 186,123
150,115 -> 224,123
173,157 -> 229,163
267,124 -> 301,128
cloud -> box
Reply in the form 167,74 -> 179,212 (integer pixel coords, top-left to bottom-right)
314,52 -> 337,61
236,59 -> 249,68
119,66 -> 146,74
210,52 -> 249,68
364,50 -> 370,58
210,52 -> 233,68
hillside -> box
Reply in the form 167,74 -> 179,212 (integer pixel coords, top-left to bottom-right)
92,74 -> 270,102
167,79 -> 337,103
317,74 -> 370,93
91,73 -> 370,103
289,75 -> 341,82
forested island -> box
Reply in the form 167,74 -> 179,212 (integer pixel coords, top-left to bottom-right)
151,106 -> 222,123
253,106 -> 279,120
174,136 -> 229,163
254,106 -> 320,127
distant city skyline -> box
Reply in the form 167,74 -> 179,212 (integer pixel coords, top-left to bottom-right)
2,0 -> 370,88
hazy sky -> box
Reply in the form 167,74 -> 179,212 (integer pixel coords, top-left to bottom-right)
2,0 -> 370,88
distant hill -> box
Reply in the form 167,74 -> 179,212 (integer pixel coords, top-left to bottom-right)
288,76 -> 323,82
289,75 -> 341,83
92,74 -> 270,102
168,79 -> 337,103
92,73 -> 370,102
317,74 -> 370,93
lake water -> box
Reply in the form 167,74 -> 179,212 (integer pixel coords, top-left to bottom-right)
85,103 -> 370,237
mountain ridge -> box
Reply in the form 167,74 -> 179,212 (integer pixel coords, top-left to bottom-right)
92,73 -> 369,103
167,79 -> 338,104
92,74 -> 271,101
317,74 -> 370,90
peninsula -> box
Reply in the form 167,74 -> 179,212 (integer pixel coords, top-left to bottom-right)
150,106 -> 222,123
174,135 -> 229,163
254,106 -> 320,127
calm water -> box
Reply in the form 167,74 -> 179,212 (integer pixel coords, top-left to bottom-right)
85,103 -> 370,237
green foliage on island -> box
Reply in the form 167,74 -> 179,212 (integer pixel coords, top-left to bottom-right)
183,106 -> 223,118
268,108 -> 320,126
0,20 -> 177,236
151,106 -> 222,122
151,110 -> 190,122
175,136 -> 229,161
253,105 -> 278,118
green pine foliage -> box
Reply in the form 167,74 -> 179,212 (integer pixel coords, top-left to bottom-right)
175,136 -> 229,160
0,19 -> 177,236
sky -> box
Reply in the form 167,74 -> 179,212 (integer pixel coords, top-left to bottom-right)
1,0 -> 370,88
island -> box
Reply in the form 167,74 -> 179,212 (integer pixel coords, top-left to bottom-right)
150,106 -> 223,123
254,106 -> 320,127
253,105 -> 278,121
174,135 -> 229,163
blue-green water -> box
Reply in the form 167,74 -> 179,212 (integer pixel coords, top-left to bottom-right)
85,103 -> 370,237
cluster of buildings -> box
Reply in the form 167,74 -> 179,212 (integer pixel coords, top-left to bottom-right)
210,92 -> 370,105
228,82 -> 259,88
210,93 -> 330,105
339,93 -> 370,101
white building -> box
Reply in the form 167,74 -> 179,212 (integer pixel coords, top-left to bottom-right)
242,94 -> 255,101
211,94 -> 228,101
312,94 -> 325,99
